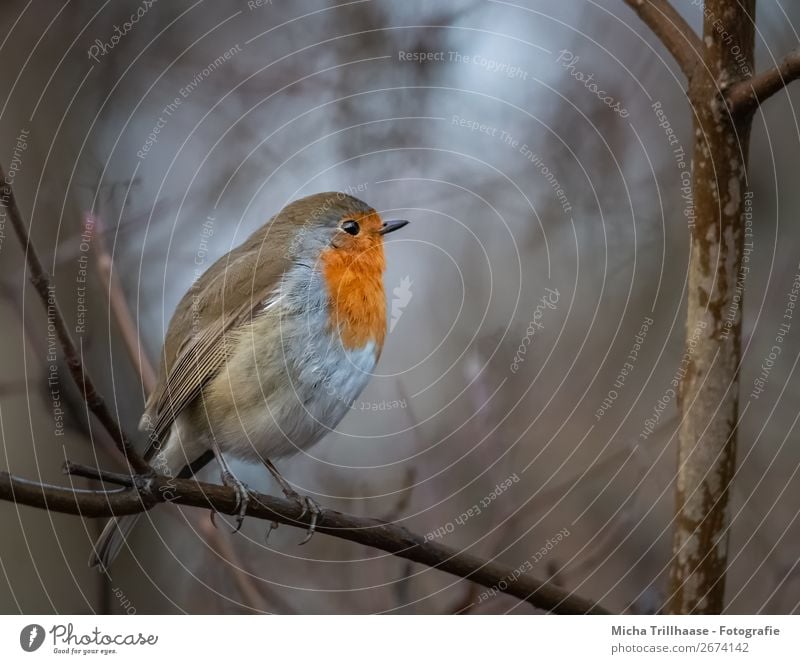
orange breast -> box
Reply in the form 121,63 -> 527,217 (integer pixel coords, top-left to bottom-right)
321,239 -> 387,350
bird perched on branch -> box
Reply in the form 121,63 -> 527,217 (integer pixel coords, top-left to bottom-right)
90,192 -> 408,569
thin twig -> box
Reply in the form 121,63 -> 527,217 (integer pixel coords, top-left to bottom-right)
64,461 -> 137,486
0,466 -> 610,614
0,281 -> 129,467
201,523 -> 269,613
0,170 -> 149,474
726,49 -> 800,117
91,213 -> 157,395
622,0 -> 702,79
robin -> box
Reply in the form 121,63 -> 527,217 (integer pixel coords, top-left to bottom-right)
90,192 -> 409,569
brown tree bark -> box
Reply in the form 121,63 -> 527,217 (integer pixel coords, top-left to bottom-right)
626,0 -> 800,614
668,0 -> 755,614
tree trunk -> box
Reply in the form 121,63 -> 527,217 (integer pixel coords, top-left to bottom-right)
669,0 -> 756,614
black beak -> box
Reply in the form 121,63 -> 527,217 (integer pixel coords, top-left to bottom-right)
379,219 -> 409,235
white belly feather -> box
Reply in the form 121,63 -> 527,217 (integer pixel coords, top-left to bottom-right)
199,264 -> 379,463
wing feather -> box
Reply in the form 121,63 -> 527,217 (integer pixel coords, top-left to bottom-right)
146,299 -> 252,445
140,219 -> 293,458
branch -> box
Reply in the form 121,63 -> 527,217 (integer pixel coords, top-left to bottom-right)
726,49 -> 800,117
0,170 -> 149,474
91,213 -> 158,395
622,0 -> 702,79
0,466 -> 610,615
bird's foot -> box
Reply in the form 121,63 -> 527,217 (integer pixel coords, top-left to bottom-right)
283,488 -> 322,545
221,470 -> 251,533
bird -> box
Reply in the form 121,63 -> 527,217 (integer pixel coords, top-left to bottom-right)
90,192 -> 409,570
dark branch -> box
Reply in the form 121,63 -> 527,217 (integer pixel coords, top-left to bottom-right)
64,461 -> 140,487
622,0 -> 702,79
0,168 -> 149,474
726,49 -> 800,117
0,467 -> 610,615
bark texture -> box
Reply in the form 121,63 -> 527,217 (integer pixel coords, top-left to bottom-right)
669,0 -> 756,614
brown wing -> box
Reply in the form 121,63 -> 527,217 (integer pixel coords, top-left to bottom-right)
141,218 -> 293,456
144,297 -> 253,445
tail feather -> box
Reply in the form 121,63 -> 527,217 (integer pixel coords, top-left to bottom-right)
88,451 -> 215,571
89,514 -> 142,571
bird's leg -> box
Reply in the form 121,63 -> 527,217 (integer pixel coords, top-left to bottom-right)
209,437 -> 250,533
262,458 -> 321,545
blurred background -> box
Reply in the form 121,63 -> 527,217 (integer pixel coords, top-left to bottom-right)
1,0 -> 799,614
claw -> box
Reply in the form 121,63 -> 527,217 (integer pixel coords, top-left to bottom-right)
280,489 -> 321,545
232,490 -> 249,533
264,520 -> 279,543
262,460 -> 322,545
209,510 -> 218,529
298,496 -> 321,546
221,470 -> 250,534
296,498 -> 308,521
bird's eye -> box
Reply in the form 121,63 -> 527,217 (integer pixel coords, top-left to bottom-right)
341,219 -> 360,235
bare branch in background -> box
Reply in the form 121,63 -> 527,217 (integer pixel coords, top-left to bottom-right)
726,49 -> 800,117
0,169 -> 149,474
622,0 -> 703,79
92,213 -> 157,395
193,512 -> 296,614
